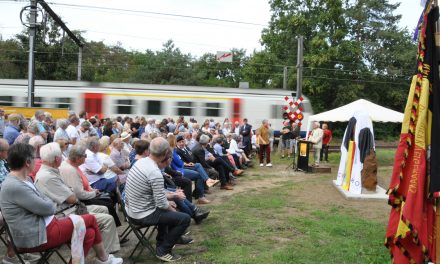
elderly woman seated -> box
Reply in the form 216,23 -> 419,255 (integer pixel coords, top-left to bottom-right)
14,120 -> 43,145
108,138 -> 130,184
0,143 -> 123,264
28,135 -> 45,181
60,145 -> 122,227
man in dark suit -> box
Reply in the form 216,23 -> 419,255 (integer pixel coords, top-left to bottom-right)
240,118 -> 252,156
192,134 -> 234,190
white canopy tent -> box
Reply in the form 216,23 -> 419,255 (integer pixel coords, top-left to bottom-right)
306,99 -> 403,133
308,99 -> 403,123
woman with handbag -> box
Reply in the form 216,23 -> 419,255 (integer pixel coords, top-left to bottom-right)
59,145 -> 122,227
0,143 -> 123,264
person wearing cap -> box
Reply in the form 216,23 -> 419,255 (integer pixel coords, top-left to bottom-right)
4,114 -> 21,145
170,135 -> 218,204
120,131 -> 132,158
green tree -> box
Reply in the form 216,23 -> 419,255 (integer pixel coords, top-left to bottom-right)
259,0 -> 416,113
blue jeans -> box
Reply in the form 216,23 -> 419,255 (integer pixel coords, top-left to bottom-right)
166,188 -> 195,216
91,176 -> 117,192
183,169 -> 205,199
186,163 -> 209,181
174,198 -> 196,216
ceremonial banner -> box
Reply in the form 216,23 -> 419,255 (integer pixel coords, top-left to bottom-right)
342,140 -> 355,191
385,4 -> 438,263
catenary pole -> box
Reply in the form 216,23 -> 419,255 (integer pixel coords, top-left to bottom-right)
77,47 -> 82,81
296,36 -> 304,99
27,0 -> 37,107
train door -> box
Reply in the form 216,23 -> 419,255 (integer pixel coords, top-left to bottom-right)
231,98 -> 241,124
83,93 -> 103,118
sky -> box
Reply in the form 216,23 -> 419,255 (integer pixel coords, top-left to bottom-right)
0,0 -> 424,57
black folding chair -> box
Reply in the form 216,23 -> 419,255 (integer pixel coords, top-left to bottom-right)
3,220 -> 68,264
0,224 -> 8,247
116,191 -> 157,263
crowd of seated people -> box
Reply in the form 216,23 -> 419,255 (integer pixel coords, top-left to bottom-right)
0,108 -> 257,263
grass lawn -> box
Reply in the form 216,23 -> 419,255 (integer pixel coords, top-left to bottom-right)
132,147 -> 394,263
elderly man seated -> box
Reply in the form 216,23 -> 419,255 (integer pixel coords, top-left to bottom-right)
35,143 -> 121,254
81,137 -> 117,192
125,137 -> 192,262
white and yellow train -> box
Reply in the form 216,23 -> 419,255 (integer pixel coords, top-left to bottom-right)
0,79 -> 313,134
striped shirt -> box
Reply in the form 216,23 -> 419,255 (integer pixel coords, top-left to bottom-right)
125,157 -> 169,219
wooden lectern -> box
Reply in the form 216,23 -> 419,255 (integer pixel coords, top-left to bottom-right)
297,140 -> 312,172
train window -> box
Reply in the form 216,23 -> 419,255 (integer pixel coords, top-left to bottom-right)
271,105 -> 284,119
34,97 -> 44,107
56,98 -> 72,109
203,102 -> 222,117
145,100 -> 162,115
176,101 -> 194,116
115,99 -> 134,114
0,96 -> 13,106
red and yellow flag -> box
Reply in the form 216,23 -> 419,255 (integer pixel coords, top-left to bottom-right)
385,4 -> 438,263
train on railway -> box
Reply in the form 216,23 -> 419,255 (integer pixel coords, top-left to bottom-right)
0,79 -> 313,133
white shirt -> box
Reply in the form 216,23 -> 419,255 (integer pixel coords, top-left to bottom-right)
53,127 -> 69,142
97,152 -> 117,179
234,127 -> 240,136
65,125 -> 79,143
78,129 -> 90,140
227,139 -> 242,155
80,149 -> 104,184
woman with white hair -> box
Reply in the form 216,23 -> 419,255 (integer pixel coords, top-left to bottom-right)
14,120 -> 42,145
227,133 -> 251,167
106,138 -> 128,184
54,119 -> 69,142
0,143 -> 123,264
28,135 -> 45,181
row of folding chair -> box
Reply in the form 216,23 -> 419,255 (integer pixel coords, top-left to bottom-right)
0,220 -> 69,264
116,190 -> 158,263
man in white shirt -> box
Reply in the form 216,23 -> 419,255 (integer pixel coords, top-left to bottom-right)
233,121 -> 240,136
307,121 -> 324,166
81,137 -> 117,192
66,115 -> 80,145
78,120 -> 92,140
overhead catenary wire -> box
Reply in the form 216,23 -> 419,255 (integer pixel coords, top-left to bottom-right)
44,2 -> 266,27
0,56 -> 415,77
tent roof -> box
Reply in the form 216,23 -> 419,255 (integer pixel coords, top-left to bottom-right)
308,99 -> 403,123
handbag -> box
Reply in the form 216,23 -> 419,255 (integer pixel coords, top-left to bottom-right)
74,201 -> 89,215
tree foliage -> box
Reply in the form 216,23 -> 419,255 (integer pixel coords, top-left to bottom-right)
0,1 -> 417,138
